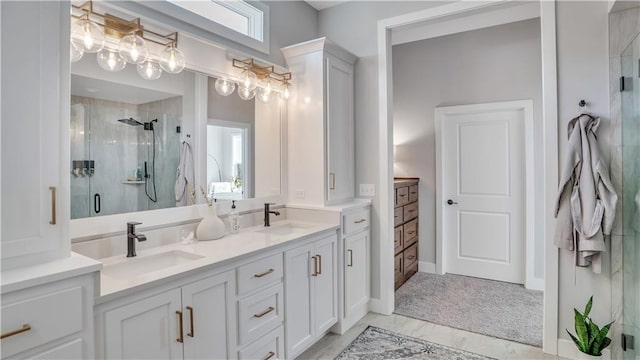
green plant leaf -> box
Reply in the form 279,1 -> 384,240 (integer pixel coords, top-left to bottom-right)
566,330 -> 582,349
587,319 -> 599,351
574,309 -> 589,352
584,296 -> 593,318
591,323 -> 612,354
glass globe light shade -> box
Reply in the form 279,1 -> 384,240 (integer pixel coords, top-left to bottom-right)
137,60 -> 162,80
71,18 -> 105,53
118,34 -> 148,64
70,42 -> 84,63
97,48 -> 126,72
237,85 -> 256,100
214,78 -> 236,96
257,87 -> 271,104
159,45 -> 186,74
241,69 -> 257,91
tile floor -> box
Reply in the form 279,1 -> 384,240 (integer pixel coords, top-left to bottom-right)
298,313 -> 567,359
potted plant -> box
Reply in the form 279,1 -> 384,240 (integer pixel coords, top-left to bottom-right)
566,296 -> 612,359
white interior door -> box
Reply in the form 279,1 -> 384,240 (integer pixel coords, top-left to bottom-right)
437,101 -> 529,284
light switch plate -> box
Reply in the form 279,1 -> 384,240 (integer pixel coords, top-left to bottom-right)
359,184 -> 375,197
295,189 -> 305,199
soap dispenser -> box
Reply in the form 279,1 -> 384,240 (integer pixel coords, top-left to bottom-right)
229,200 -> 240,234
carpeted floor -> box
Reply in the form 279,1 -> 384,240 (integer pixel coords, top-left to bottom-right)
394,272 -> 543,347
335,326 -> 497,359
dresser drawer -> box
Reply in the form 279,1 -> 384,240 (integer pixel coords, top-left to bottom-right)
403,202 -> 418,222
394,208 -> 403,227
394,254 -> 404,284
238,253 -> 283,296
343,208 -> 370,236
394,226 -> 403,254
408,185 -> 419,203
404,243 -> 418,270
1,286 -> 83,358
238,284 -> 283,346
403,218 -> 418,246
396,186 -> 409,206
238,326 -> 284,360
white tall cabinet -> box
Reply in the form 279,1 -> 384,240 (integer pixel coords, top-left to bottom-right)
282,37 -> 357,207
1,1 -> 71,269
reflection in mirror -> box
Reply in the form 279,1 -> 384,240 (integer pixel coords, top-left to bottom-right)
207,121 -> 249,200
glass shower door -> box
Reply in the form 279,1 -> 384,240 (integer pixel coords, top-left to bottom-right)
621,33 -> 640,360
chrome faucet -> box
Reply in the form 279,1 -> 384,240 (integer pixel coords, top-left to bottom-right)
126,222 -> 147,257
264,203 -> 280,227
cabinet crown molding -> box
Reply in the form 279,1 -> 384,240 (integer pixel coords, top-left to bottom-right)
281,37 -> 358,65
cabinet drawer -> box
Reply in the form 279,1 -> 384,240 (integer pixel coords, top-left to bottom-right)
394,226 -> 403,254
396,187 -> 409,206
409,185 -> 419,203
403,202 -> 418,222
394,208 -> 403,227
343,208 -> 370,236
404,260 -> 418,280
238,326 -> 284,360
238,253 -> 283,296
403,219 -> 418,246
238,284 -> 283,346
394,254 -> 404,283
1,286 -> 83,358
404,243 -> 418,270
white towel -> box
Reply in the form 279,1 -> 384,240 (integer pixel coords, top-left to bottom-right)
175,141 -> 195,206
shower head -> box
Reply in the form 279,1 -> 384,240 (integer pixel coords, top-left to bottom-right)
117,118 -> 144,127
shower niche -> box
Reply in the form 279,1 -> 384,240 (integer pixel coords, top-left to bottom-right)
70,74 -> 183,219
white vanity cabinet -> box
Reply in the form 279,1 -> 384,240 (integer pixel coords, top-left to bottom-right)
100,271 -> 236,360
283,38 -> 357,207
0,1 -> 71,269
283,233 -> 338,359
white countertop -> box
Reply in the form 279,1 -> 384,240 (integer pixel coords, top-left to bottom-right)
286,198 -> 372,212
1,252 -> 102,294
95,221 -> 339,303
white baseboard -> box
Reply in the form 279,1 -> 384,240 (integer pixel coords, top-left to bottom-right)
525,276 -> 544,291
418,261 -> 436,274
557,339 -> 611,360
368,298 -> 392,315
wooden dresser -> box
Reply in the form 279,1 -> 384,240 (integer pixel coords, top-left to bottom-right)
394,178 -> 419,290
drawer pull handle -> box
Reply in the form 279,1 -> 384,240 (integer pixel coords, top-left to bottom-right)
254,306 -> 275,318
316,254 -> 322,275
408,209 -> 416,213
254,268 -> 275,278
347,249 -> 353,267
311,255 -> 318,276
399,194 -> 406,197
354,219 -> 366,224
329,173 -> 336,190
407,255 -> 415,261
407,230 -> 415,235
49,187 -> 57,225
264,351 -> 276,360
186,306 -> 194,338
176,311 -> 184,343
1,324 -> 31,339
410,191 -> 417,194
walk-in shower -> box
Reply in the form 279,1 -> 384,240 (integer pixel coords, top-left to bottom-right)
117,117 -> 159,203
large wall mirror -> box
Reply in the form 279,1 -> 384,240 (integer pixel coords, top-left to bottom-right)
69,18 -> 283,221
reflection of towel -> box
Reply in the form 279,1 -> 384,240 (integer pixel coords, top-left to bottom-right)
633,191 -> 640,233
175,141 -> 194,206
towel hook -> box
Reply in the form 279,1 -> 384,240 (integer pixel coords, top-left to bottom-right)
578,99 -> 588,113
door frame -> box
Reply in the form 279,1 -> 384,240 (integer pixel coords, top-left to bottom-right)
434,100 -> 534,286
376,1 -> 559,354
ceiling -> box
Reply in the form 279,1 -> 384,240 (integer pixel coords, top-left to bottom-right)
304,1 -> 350,11
71,75 -> 179,105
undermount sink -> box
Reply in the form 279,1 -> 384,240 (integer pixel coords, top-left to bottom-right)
102,250 -> 204,279
255,222 -> 314,236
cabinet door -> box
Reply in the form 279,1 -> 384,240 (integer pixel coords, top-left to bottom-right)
313,234 -> 338,334
182,271 -> 236,360
104,289 -> 183,359
345,231 -> 370,318
325,56 -> 354,204
1,1 -> 69,265
283,244 -> 315,358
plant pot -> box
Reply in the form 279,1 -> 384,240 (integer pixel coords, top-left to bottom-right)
577,351 -> 602,360
196,205 -> 225,240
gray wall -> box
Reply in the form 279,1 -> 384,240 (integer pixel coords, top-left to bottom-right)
319,0 -> 613,341
392,18 -> 544,279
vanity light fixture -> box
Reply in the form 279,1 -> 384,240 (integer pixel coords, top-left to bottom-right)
71,1 -> 187,80
212,57 -> 292,102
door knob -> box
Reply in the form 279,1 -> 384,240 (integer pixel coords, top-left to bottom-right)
447,199 -> 458,205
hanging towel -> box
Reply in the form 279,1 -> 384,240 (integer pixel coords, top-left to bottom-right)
554,114 -> 618,274
175,141 -> 195,206
633,191 -> 640,233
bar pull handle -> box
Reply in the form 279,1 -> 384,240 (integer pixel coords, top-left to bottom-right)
1,324 -> 31,340
49,187 -> 56,225
254,306 -> 275,318
311,256 -> 318,276
347,249 -> 353,267
263,351 -> 276,360
186,306 -> 194,338
329,173 -> 336,190
316,254 -> 322,275
176,310 -> 184,343
254,269 -> 275,278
